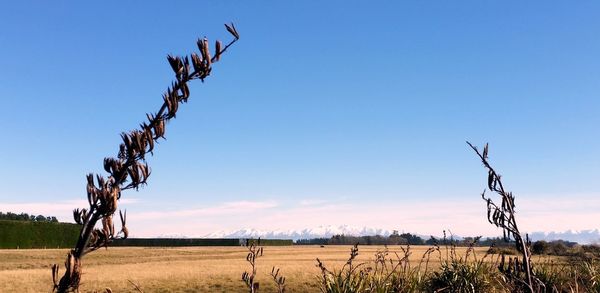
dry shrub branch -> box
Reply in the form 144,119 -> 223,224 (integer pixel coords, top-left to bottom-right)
52,23 -> 240,293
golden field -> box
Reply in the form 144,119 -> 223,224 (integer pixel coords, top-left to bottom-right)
0,245 -> 508,293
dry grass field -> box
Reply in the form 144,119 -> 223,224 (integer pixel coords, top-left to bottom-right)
0,245 -> 510,293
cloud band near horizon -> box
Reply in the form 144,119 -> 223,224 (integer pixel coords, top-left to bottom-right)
1,193 -> 599,239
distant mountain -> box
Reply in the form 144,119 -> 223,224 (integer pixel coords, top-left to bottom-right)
205,226 -> 600,244
529,229 -> 600,244
205,225 -> 395,240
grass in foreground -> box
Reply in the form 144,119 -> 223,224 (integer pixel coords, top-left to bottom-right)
0,245 -> 567,293
316,244 -> 599,293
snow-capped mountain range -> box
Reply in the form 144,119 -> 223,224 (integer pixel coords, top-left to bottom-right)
203,225 -> 600,244
205,225 -> 396,240
529,229 -> 600,244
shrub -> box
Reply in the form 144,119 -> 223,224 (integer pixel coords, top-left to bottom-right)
487,246 -> 518,256
316,244 -> 431,293
531,241 -> 549,255
427,259 -> 500,292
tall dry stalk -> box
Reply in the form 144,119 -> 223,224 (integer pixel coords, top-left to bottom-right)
270,266 -> 287,293
52,24 -> 240,293
467,142 -> 536,292
242,238 -> 264,293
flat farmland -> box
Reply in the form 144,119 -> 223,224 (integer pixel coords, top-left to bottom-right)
0,245 -> 501,292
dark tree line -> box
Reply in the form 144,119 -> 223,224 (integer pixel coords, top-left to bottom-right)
531,240 -> 578,255
296,233 -> 520,247
296,233 -> 426,245
0,211 -> 58,223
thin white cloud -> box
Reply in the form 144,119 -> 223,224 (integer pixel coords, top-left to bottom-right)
0,198 -> 140,222
299,199 -> 329,206
126,194 -> 600,238
0,200 -> 83,220
132,200 -> 279,220
2,194 -> 599,239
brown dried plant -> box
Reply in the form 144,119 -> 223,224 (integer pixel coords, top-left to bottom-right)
270,266 -> 287,293
51,23 -> 240,293
242,238 -> 264,293
467,142 -> 538,292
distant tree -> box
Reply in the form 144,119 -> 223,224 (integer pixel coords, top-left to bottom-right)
399,233 -> 424,245
388,233 -> 407,245
295,238 -> 328,245
0,212 -> 60,222
425,236 -> 438,246
548,241 -> 569,256
532,241 -> 548,255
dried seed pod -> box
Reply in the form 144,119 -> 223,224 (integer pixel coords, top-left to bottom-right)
103,158 -> 112,173
214,40 -> 222,61
93,228 -> 107,248
102,217 -> 111,237
167,55 -> 183,77
118,143 -> 126,159
163,92 -> 173,117
81,209 -> 88,222
119,210 -> 129,239
225,23 -> 240,39
181,56 -> 190,80
202,38 -> 211,68
198,38 -> 211,68
144,128 -> 154,154
73,209 -> 82,225
108,216 -> 114,237
121,132 -> 138,158
153,118 -> 166,139
127,165 -> 141,188
483,143 -> 489,159
119,210 -> 126,225
86,173 -> 95,187
96,175 -> 106,189
487,171 -> 494,190
66,253 -> 75,278
121,225 -> 129,239
138,162 -> 151,183
121,132 -> 132,150
169,82 -> 180,100
191,52 -> 203,73
131,130 -> 147,159
180,82 -> 190,101
146,113 -> 156,124
164,90 -> 179,118
86,175 -> 97,206
197,38 -> 205,58
51,264 -> 59,288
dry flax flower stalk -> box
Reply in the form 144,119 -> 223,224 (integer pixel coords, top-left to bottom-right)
467,141 -> 538,293
52,23 -> 239,293
242,238 -> 264,293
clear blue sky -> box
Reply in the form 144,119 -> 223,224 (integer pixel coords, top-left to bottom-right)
1,1 -> 599,237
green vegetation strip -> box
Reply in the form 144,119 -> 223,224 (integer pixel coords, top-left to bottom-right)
0,220 -> 80,249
